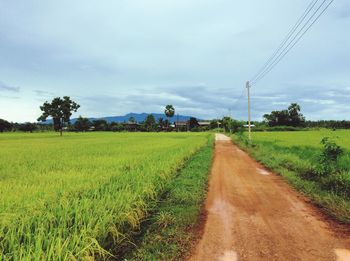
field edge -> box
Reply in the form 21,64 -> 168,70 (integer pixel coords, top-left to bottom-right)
122,135 -> 214,260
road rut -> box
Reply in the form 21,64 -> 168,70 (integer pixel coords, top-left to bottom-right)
189,134 -> 350,261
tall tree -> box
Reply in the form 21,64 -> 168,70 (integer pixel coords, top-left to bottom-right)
0,119 -> 12,132
288,103 -> 305,127
37,96 -> 80,136
164,104 -> 175,130
144,114 -> 156,131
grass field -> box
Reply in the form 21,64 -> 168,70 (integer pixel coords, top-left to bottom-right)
0,132 -> 211,259
248,129 -> 350,149
232,130 -> 350,222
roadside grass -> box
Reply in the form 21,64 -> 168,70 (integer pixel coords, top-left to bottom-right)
0,132 -> 211,259
125,136 -> 214,260
232,131 -> 350,223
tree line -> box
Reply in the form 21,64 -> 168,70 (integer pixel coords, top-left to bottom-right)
1,97 -> 350,134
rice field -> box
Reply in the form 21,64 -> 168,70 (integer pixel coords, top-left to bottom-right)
0,132 -> 211,260
249,129 -> 350,149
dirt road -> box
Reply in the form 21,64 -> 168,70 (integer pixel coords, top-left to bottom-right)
189,134 -> 350,261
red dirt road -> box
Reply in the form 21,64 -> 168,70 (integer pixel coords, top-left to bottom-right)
189,134 -> 350,261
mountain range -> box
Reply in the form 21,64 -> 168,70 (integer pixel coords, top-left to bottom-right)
43,113 -> 201,124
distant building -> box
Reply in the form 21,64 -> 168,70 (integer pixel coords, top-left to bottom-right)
198,121 -> 210,127
175,121 -> 189,131
175,121 -> 187,127
243,124 -> 255,128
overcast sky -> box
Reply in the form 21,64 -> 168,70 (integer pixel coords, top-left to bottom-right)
1,0 -> 349,122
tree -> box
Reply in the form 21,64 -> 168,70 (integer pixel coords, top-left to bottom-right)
128,117 -> 136,123
188,117 -> 199,131
92,119 -> 108,131
144,114 -> 156,131
263,110 -> 289,126
263,103 -> 305,127
110,122 -> 124,132
157,118 -> 164,131
18,122 -> 37,133
74,116 -> 91,131
0,119 -> 12,132
288,103 -> 305,127
37,96 -> 80,136
209,119 -> 221,130
231,120 -> 244,133
164,104 -> 175,130
221,116 -> 233,132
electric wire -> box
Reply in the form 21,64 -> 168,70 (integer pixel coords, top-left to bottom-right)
250,0 -> 334,85
252,0 -> 334,84
251,0 -> 320,83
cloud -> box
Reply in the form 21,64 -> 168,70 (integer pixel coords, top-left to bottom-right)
301,99 -> 335,105
1,0 -> 350,122
0,94 -> 20,99
272,101 -> 290,106
0,81 -> 20,92
33,90 -> 55,96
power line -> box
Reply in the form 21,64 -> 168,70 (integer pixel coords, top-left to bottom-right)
229,87 -> 246,111
252,0 -> 334,84
251,0 -> 334,85
252,0 -> 332,84
251,0 -> 320,83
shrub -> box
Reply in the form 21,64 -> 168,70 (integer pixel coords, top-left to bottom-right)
320,172 -> 350,199
317,137 -> 343,175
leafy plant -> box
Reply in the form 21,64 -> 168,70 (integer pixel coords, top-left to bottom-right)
317,137 -> 343,175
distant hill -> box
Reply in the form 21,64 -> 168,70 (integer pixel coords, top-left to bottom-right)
43,113 -> 201,124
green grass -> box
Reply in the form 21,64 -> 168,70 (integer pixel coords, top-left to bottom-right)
0,132 -> 211,260
125,136 -> 214,260
249,129 -> 350,149
232,130 -> 350,223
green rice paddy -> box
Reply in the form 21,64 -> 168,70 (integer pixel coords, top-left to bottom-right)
0,132 -> 211,260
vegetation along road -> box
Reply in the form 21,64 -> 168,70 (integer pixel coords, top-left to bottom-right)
190,134 -> 350,261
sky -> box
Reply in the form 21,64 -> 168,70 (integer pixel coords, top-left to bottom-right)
0,0 -> 349,122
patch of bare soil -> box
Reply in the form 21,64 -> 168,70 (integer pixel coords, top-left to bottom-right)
189,135 -> 350,261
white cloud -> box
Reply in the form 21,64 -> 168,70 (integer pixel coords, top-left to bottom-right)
301,99 -> 335,105
0,0 -> 349,121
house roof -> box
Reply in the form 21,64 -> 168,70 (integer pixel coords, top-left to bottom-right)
175,121 -> 187,126
198,121 -> 210,125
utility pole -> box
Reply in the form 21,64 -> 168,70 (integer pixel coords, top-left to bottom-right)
246,81 -> 252,142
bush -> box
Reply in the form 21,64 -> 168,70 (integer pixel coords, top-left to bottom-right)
320,172 -> 350,199
317,137 -> 343,175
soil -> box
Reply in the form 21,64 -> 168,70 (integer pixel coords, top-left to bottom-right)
189,134 -> 350,261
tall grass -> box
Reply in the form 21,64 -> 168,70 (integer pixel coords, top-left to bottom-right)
0,132 -> 210,259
